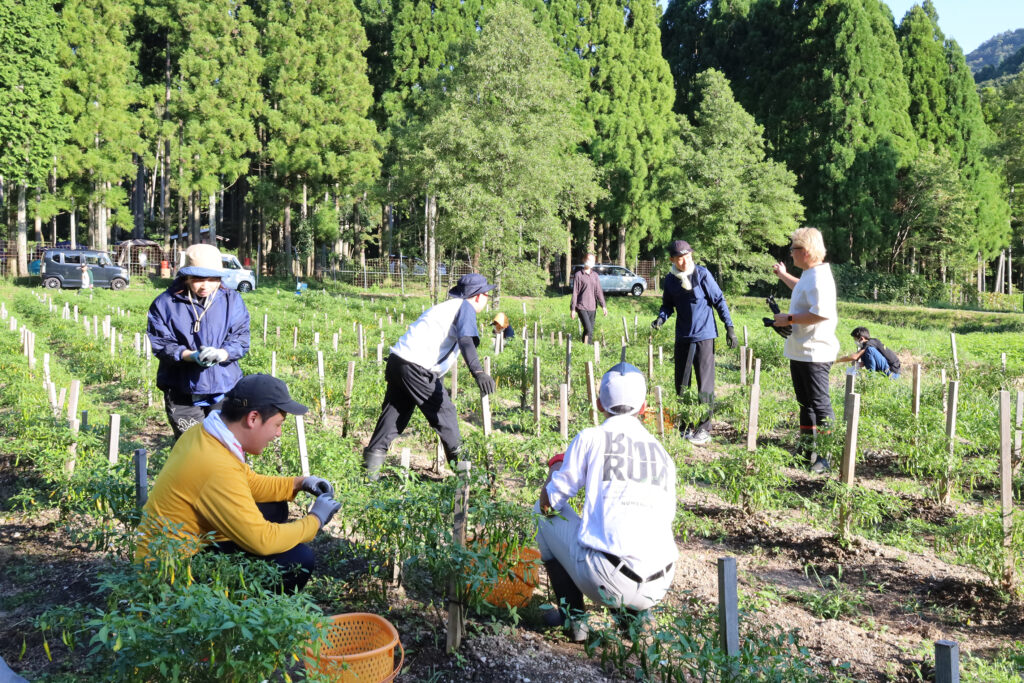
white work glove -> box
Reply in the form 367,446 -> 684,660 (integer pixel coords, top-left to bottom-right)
301,476 -> 334,497
198,346 -> 229,366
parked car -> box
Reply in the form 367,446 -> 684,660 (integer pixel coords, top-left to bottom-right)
570,263 -> 647,296
40,249 -> 130,290
219,254 -> 256,292
174,251 -> 256,292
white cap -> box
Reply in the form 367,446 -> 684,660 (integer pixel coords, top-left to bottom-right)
599,362 -> 646,415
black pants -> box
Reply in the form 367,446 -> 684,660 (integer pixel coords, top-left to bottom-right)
163,390 -> 224,439
674,338 -> 715,433
366,355 -> 461,457
205,501 -> 316,593
577,309 -> 596,344
789,360 -> 834,455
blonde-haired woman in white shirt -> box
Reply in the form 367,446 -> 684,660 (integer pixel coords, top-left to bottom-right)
771,227 -> 840,473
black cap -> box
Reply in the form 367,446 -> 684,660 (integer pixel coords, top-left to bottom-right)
669,240 -> 693,256
224,374 -> 308,415
448,273 -> 496,299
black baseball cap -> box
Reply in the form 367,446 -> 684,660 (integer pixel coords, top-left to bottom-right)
224,374 -> 308,415
448,273 -> 496,299
669,240 -> 693,256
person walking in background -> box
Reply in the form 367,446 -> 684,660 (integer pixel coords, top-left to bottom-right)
148,244 -> 251,439
771,227 -> 840,473
362,274 -> 497,479
79,263 -> 92,290
837,326 -> 901,378
651,240 -> 737,446
570,253 -> 608,344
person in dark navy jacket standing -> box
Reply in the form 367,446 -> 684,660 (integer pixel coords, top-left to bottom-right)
148,244 -> 251,439
650,240 -> 736,445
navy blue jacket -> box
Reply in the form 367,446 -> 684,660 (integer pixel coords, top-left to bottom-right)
658,266 -> 733,342
147,279 -> 250,395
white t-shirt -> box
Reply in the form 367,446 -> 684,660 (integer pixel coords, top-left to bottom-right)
783,263 -> 840,363
390,297 -> 478,376
545,414 -> 678,577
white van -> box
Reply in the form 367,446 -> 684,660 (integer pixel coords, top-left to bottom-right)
176,252 -> 256,292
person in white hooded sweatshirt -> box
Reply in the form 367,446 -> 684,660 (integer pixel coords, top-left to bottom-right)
535,361 -> 677,641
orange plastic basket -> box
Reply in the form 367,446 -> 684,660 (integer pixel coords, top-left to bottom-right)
642,406 -> 674,431
305,613 -> 404,683
471,545 -> 542,608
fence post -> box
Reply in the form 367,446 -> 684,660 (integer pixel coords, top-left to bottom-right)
934,640 -> 960,683
134,449 -> 148,508
446,461 -> 471,652
717,557 -> 739,658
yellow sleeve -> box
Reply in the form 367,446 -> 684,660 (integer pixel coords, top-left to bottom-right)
247,469 -> 297,503
196,473 -> 319,556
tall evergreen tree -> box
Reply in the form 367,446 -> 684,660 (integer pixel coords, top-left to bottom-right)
414,1 -> 600,300
587,0 -> 675,263
0,0 -> 67,276
663,69 -> 802,282
263,0 -> 380,275
58,0 -> 143,251
897,2 -> 949,149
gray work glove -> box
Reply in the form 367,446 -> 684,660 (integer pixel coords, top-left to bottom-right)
651,316 -> 665,331
474,371 -> 496,396
198,346 -> 229,366
309,494 -> 341,529
301,476 -> 334,497
725,326 -> 738,349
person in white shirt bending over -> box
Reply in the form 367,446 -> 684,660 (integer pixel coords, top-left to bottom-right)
771,227 -> 840,473
536,361 -> 677,641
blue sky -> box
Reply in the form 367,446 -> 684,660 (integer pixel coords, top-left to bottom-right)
884,0 -> 1024,54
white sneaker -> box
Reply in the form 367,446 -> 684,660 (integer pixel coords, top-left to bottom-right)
680,429 -> 694,440
687,429 -> 712,445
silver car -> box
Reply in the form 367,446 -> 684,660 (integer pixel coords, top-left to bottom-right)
572,263 -> 647,296
220,254 -> 256,292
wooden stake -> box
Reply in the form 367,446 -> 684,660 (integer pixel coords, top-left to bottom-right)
656,385 -> 665,439
533,357 -> 541,435
621,316 -> 629,344
263,313 -> 268,344
481,357 -> 492,436
912,364 -> 922,417
586,361 -> 599,426
451,361 -> 459,402
565,336 -> 572,393
746,381 -> 760,452
521,339 -> 529,410
647,343 -> 654,380
134,449 -> 148,508
66,418 -> 79,476
296,415 -> 310,476
446,462 -> 471,652
935,640 -> 960,683
751,357 -> 761,387
107,414 -> 120,465
999,390 -> 1014,591
271,351 -> 277,377
942,381 -> 960,505
317,351 -> 327,421
342,361 -> 355,437
950,332 -> 959,378
742,325 -> 748,346
559,383 -> 569,440
739,345 -> 747,385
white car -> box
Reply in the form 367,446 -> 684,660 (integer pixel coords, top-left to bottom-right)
176,252 -> 256,292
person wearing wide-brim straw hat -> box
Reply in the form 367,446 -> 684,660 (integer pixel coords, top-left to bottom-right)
491,312 -> 515,340
147,244 -> 251,439
362,273 -> 498,479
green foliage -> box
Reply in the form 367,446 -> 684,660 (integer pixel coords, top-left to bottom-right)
793,565 -> 867,620
491,260 -> 550,298
37,534 -> 328,682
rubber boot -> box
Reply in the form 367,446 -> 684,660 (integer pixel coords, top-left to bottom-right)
362,448 -> 387,481
543,559 -> 587,641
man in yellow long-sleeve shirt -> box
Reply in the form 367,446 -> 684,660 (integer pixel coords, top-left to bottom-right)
139,374 -> 340,592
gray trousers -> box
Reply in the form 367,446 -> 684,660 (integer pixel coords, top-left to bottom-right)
534,502 -> 673,611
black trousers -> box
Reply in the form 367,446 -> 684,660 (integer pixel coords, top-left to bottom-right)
789,360 -> 834,451
205,501 -> 316,593
163,390 -> 224,440
577,309 -> 596,344
674,338 -> 715,433
366,355 -> 461,456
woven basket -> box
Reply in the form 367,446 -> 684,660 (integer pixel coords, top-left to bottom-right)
474,545 -> 542,608
306,613 -> 404,683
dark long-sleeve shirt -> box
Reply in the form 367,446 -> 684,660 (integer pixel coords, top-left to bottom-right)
657,266 -> 732,342
571,270 -> 606,312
